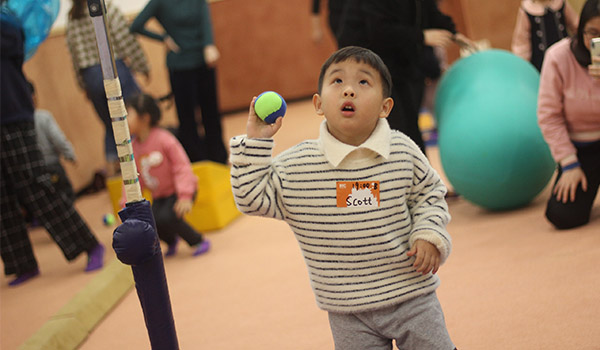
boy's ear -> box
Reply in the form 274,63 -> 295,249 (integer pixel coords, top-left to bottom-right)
313,94 -> 324,116
379,97 -> 394,119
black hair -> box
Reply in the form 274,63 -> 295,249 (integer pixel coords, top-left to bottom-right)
318,46 -> 393,97
571,0 -> 600,67
125,93 -> 161,127
69,0 -> 88,19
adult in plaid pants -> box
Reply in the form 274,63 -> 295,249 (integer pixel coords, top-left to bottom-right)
1,12 -> 105,287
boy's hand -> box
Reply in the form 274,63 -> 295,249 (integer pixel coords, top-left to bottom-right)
174,198 -> 193,218
246,96 -> 283,139
407,240 -> 441,275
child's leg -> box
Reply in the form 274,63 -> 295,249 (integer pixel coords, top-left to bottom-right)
2,123 -> 99,262
545,141 -> 600,229
152,195 -> 203,247
0,162 -> 39,277
389,292 -> 455,350
328,292 -> 455,350
151,196 -> 181,246
328,311 -> 392,350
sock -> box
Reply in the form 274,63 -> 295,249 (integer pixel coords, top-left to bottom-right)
85,243 -> 105,272
8,269 -> 40,287
193,240 -> 211,256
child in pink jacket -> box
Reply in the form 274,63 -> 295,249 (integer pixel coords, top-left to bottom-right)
123,94 -> 210,256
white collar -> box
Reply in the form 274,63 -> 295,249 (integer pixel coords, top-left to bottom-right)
318,119 -> 391,167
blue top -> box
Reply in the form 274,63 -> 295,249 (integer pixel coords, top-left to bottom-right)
1,10 -> 34,124
130,0 -> 215,70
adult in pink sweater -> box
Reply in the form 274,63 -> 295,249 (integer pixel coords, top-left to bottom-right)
123,94 -> 210,256
537,0 -> 600,229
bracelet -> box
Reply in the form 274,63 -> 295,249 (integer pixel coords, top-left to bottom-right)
562,161 -> 581,171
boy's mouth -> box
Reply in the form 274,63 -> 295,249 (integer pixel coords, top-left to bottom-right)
341,102 -> 355,115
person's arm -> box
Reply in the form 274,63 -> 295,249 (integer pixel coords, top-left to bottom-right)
163,133 -> 197,217
405,138 -> 451,265
109,3 -> 150,76
130,0 -> 164,41
42,111 -> 77,162
564,1 -> 579,35
311,0 -> 324,42
511,7 -> 532,61
165,133 -> 196,202
65,23 -> 86,90
200,1 -> 220,66
229,98 -> 286,220
537,47 -> 577,166
537,46 -> 587,203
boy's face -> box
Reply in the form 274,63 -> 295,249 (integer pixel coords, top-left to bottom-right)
313,60 -> 393,146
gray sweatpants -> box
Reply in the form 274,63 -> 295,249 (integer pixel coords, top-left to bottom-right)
327,292 -> 455,350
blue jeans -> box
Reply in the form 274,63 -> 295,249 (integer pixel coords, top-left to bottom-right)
80,59 -> 140,161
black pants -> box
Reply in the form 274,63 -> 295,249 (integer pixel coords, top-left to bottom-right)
47,162 -> 76,205
545,140 -> 600,229
169,65 -> 228,164
152,194 -> 203,247
0,122 -> 98,276
386,76 -> 426,156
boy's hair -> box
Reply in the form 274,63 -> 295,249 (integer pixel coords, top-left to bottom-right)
318,46 -> 393,97
125,93 -> 161,127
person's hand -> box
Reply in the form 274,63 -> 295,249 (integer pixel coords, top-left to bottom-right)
311,15 -> 324,43
204,45 -> 220,67
174,198 -> 193,218
423,29 -> 453,48
164,36 -> 180,53
589,57 -> 600,79
554,166 -> 587,203
246,96 -> 283,139
407,239 -> 441,275
452,33 -> 475,50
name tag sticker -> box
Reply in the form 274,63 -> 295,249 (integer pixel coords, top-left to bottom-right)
336,181 -> 380,208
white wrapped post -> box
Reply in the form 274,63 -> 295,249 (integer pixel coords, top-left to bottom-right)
103,78 -> 143,203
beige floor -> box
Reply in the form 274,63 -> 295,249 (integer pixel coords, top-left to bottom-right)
1,99 -> 600,350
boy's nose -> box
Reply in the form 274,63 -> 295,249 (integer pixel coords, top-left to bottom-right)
343,88 -> 355,97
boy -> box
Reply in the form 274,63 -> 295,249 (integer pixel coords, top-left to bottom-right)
230,46 -> 455,349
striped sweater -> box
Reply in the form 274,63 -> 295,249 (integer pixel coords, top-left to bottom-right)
230,119 -> 451,313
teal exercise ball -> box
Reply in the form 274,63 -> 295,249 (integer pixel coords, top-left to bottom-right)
434,49 -> 555,211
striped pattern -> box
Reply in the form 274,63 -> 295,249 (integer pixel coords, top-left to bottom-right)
230,129 -> 451,313
66,2 -> 149,89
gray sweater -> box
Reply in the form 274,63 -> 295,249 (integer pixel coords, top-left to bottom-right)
230,119 -> 451,313
34,109 -> 76,166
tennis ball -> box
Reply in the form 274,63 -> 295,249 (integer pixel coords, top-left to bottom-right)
103,213 -> 116,226
254,91 -> 287,124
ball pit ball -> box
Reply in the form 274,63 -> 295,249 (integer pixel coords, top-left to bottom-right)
434,49 -> 555,211
103,213 -> 116,226
254,91 -> 287,124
